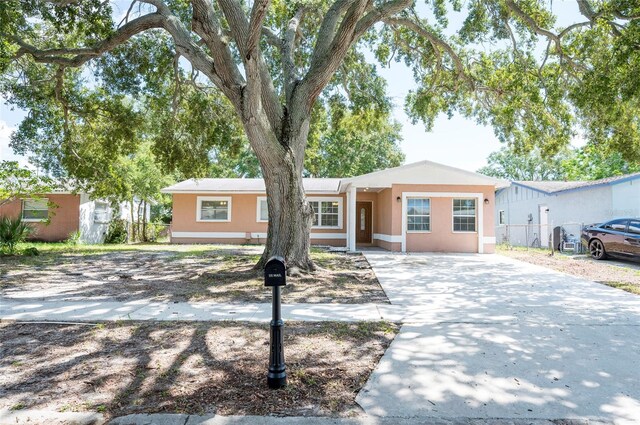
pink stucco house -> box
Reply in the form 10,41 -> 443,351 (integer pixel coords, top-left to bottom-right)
0,192 -> 140,244
162,160 -> 501,253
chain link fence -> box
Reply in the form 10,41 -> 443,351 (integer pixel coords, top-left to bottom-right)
496,222 -> 586,254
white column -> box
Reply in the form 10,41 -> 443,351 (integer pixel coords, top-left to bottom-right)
348,185 -> 357,251
477,195 -> 484,253
401,193 -> 407,253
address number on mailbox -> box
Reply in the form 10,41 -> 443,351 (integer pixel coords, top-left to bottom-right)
264,256 -> 286,287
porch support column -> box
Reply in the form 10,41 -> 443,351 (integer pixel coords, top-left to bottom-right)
348,185 -> 357,251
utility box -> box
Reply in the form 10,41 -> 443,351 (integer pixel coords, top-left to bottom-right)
264,256 -> 286,287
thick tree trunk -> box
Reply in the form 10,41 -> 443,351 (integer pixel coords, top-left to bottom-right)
259,159 -> 315,271
247,115 -> 315,271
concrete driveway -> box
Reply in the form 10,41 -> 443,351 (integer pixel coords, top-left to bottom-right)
357,253 -> 640,424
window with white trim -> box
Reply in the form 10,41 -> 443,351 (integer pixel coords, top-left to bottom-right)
308,198 -> 341,228
257,197 -> 268,222
499,210 -> 506,225
453,199 -> 476,232
94,201 -> 110,223
406,198 -> 430,232
22,198 -> 49,222
197,197 -> 231,221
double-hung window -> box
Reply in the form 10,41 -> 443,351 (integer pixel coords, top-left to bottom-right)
308,198 -> 342,228
406,198 -> 430,232
22,198 -> 49,222
197,196 -> 231,222
257,197 -> 268,222
94,201 -> 110,223
453,199 -> 476,232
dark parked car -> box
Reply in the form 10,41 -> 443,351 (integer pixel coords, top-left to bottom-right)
581,218 -> 640,260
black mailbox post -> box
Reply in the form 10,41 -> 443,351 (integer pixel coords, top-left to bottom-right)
264,256 -> 287,389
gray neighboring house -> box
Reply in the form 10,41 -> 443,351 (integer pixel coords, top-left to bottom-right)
495,172 -> 640,247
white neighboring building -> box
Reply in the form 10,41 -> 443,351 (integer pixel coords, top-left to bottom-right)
78,195 -> 143,243
495,172 -> 640,247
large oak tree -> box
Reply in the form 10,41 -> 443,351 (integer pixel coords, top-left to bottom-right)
1,0 -> 639,268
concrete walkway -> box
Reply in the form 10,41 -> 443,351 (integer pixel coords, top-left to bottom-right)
0,298 -> 404,322
357,252 -> 640,424
0,409 -> 597,425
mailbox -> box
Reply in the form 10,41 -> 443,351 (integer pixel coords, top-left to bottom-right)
264,256 -> 286,287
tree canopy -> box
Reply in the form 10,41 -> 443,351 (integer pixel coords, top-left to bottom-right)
0,161 -> 54,207
477,147 -> 568,181
478,143 -> 640,181
2,0 -> 640,266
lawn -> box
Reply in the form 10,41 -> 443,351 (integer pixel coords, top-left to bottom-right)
0,320 -> 399,418
497,245 -> 640,295
0,243 -> 388,304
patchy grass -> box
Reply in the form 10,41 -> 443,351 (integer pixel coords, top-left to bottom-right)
604,281 -> 640,295
1,244 -> 388,304
0,321 -> 399,418
13,242 -> 247,255
497,246 -> 640,296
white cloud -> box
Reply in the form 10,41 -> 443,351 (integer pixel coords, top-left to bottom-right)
0,120 -> 29,167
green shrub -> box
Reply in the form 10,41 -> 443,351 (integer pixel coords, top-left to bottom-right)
66,230 -> 82,245
104,218 -> 128,244
22,247 -> 39,256
0,216 -> 32,255
144,222 -> 169,242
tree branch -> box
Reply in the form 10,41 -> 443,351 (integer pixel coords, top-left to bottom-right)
301,0 -> 369,109
383,16 -> 475,89
191,0 -> 245,105
310,0 -> 351,67
247,0 -> 271,57
218,0 -> 282,135
262,26 -> 281,47
504,0 -> 584,71
353,0 -> 414,39
284,6 -> 306,104
11,13 -> 165,67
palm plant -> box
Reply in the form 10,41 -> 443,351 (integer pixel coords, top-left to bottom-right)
0,216 -> 32,255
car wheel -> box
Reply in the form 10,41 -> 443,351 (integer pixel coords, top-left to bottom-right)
589,239 -> 607,260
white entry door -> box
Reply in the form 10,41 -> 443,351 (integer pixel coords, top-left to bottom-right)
539,205 -> 549,248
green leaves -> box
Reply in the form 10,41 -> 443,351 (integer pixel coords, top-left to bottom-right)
2,0 -> 640,191
0,161 -> 54,207
477,147 -> 568,181
305,100 -> 404,177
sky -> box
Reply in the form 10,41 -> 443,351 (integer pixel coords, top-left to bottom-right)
0,1 -> 581,173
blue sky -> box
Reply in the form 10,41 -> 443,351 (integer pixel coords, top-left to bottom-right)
0,1 -> 582,173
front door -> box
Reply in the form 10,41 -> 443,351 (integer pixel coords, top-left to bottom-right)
356,201 -> 372,244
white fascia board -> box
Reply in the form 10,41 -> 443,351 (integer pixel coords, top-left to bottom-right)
172,231 -> 347,240
163,190 -> 340,195
310,233 -> 347,239
172,232 -> 248,238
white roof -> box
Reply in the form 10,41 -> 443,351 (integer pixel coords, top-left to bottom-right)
513,172 -> 640,194
338,160 -> 503,191
162,161 -> 502,194
161,178 -> 342,194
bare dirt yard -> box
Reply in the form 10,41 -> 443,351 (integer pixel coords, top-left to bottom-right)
0,320 -> 398,418
0,244 -> 388,304
498,246 -> 640,295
